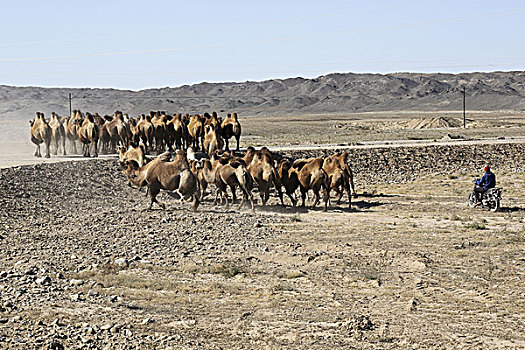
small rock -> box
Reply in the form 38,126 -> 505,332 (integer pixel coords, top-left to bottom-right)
253,222 -> 262,228
12,316 -> 21,322
0,271 -> 7,278
36,276 -> 51,285
141,318 -> 155,325
110,325 -> 120,334
100,323 -> 113,331
124,329 -> 133,337
56,272 -> 64,279
88,289 -> 99,297
109,295 -> 118,302
69,279 -> 84,286
25,268 -> 37,276
408,298 -> 418,311
49,342 -> 65,350
70,293 -> 84,302
114,258 -> 129,268
0,319 -> 8,324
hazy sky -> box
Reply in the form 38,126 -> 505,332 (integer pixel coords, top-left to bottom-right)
1,0 -> 524,89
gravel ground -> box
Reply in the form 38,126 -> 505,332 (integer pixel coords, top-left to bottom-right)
0,142 -> 524,349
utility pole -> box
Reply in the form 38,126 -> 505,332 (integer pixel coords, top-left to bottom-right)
461,86 -> 466,128
68,93 -> 72,117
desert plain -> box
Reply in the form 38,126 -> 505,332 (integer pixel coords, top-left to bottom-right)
0,110 -> 524,349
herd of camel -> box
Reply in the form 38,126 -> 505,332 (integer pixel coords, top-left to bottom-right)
30,110 -> 357,211
29,110 -> 241,158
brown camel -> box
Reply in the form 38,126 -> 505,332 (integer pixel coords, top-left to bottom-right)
203,124 -> 224,156
167,113 -> 184,150
279,157 -> 329,211
118,143 -> 147,168
150,111 -> 169,154
330,152 -> 357,197
221,112 -> 242,151
30,112 -> 52,158
77,112 -> 99,157
244,147 -> 284,206
204,112 -> 221,131
323,154 -> 351,209
49,112 -> 66,155
136,114 -> 155,154
210,153 -> 254,210
103,111 -> 129,153
190,158 -> 216,201
123,151 -> 200,211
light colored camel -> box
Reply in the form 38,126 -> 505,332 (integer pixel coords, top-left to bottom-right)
187,114 -> 205,151
49,112 -> 66,155
65,110 -> 83,154
30,112 -> 51,158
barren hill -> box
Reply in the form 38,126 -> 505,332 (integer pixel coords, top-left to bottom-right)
1,71 -> 525,120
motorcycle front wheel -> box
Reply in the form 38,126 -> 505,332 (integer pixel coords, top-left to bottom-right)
467,192 -> 477,208
489,199 -> 500,212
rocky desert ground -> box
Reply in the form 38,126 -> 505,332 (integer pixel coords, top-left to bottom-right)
1,114 -> 524,349
1,73 -> 525,348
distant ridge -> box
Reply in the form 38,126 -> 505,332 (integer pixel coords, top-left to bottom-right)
1,71 -> 525,120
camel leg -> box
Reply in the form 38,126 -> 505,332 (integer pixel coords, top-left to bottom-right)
44,141 -> 51,158
235,136 -> 240,151
34,143 -> 41,157
200,181 -> 208,201
53,138 -> 58,155
300,187 -> 307,207
230,185 -> 237,204
336,187 -> 344,205
312,189 -> 320,208
93,140 -> 98,158
344,181 -> 351,209
349,169 -> 357,198
192,194 -> 200,212
62,137 -> 67,155
148,184 -> 164,210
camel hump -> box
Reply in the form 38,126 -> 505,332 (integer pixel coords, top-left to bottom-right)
292,159 -> 308,170
157,151 -> 171,162
232,112 -> 238,120
229,160 -> 242,168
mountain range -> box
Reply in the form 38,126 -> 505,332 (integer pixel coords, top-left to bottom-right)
1,71 -> 525,120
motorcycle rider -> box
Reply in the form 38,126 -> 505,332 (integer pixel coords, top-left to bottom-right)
474,165 -> 496,205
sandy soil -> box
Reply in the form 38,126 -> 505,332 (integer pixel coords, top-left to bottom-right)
0,140 -> 524,349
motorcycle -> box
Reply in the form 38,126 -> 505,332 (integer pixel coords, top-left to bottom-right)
467,184 -> 502,212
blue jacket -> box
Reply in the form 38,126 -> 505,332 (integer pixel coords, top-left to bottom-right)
476,171 -> 496,191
